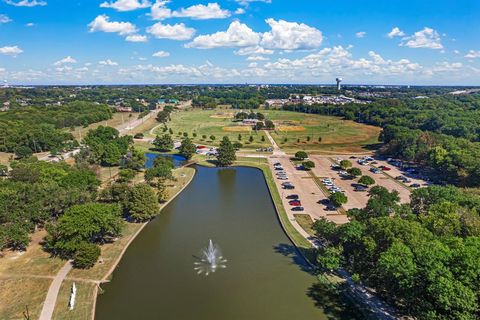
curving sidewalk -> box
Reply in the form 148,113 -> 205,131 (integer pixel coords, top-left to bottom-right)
39,261 -> 73,320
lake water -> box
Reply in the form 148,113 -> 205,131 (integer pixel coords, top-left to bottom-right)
95,166 -> 359,319
145,152 -> 187,168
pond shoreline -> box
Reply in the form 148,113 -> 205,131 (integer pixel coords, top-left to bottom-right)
90,166 -> 196,320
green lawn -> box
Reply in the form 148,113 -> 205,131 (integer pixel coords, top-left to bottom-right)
157,109 -> 271,149
264,110 -> 381,153
158,108 -> 380,153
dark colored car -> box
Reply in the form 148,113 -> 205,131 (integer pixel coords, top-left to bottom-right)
291,206 -> 305,212
283,185 -> 295,190
286,194 -> 299,199
411,183 -> 421,188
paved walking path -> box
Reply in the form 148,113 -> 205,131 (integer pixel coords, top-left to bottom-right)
39,261 -> 72,320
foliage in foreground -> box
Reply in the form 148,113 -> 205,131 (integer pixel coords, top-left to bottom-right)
314,185 -> 480,320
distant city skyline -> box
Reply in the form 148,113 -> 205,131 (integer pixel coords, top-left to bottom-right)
0,0 -> 479,85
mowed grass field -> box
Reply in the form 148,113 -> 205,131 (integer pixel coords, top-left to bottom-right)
265,110 -> 381,153
157,109 -> 271,149
158,108 -> 381,153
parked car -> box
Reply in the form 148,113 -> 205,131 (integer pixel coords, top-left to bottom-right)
291,206 -> 305,212
283,185 -> 295,190
411,183 -> 421,188
286,194 -> 299,200
289,200 -> 301,206
370,167 -> 380,174
278,176 -> 288,180
275,167 -> 284,171
380,166 -> 391,171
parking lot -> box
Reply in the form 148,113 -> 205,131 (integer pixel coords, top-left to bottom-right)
311,155 -> 429,209
267,155 -> 349,225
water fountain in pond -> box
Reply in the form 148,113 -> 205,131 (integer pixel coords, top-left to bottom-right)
194,239 -> 227,276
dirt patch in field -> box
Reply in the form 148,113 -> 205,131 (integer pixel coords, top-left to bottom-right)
277,125 -> 306,132
303,119 -> 322,125
222,126 -> 252,132
210,113 -> 234,119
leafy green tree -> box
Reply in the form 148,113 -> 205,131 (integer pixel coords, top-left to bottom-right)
210,135 -> 216,141
303,160 -> 315,170
179,137 -> 196,160
73,242 -> 101,269
295,151 -> 308,160
358,175 -> 375,186
118,169 -> 136,183
248,135 -> 254,143
216,136 -> 236,166
156,110 -> 170,123
233,142 -> 243,150
14,146 -> 33,159
264,119 -> 275,129
340,160 -> 352,169
329,192 -> 348,207
317,245 -> 343,271
123,147 -> 146,171
347,167 -> 362,177
238,134 -> 242,141
145,156 -> 174,184
126,183 -> 160,222
45,203 -> 123,258
153,134 -> 174,151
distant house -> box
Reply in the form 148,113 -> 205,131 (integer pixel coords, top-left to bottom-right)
115,106 -> 133,112
0,101 -> 10,112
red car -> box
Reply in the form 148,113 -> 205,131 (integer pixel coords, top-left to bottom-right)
379,165 -> 391,171
289,200 -> 301,206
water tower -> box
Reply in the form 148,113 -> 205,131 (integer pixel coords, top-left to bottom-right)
336,77 -> 342,91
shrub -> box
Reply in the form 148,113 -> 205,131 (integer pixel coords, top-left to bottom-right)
73,242 -> 101,269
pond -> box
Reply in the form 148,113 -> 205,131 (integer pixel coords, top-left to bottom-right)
95,166 -> 359,320
145,152 -> 187,168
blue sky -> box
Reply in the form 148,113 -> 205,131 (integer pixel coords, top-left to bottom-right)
0,0 -> 479,85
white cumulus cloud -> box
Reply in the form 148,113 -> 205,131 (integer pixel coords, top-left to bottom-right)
126,34 -> 148,42
172,3 -> 230,20
260,19 -> 323,50
100,0 -> 151,11
147,22 -> 195,40
54,56 -> 77,66
465,50 -> 480,59
150,1 -> 230,20
88,15 -> 137,36
4,0 -> 46,6
400,27 -> 443,49
234,46 -> 274,56
99,59 -> 119,66
0,14 -> 12,24
387,27 -> 405,38
186,21 -> 259,48
355,31 -> 366,38
0,45 -> 23,57
152,50 -> 170,57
